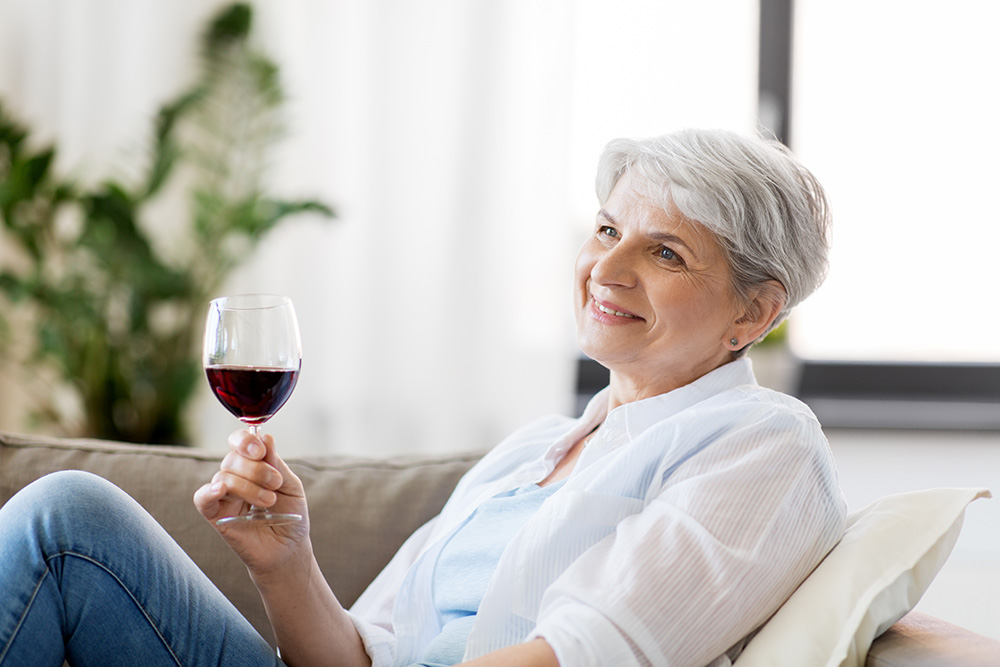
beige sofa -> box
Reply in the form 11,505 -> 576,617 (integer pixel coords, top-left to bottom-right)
1,430 -> 997,666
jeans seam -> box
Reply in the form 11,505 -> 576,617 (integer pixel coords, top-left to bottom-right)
48,550 -> 185,667
0,569 -> 50,664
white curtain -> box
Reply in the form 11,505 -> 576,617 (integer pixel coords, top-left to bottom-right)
0,0 -> 758,457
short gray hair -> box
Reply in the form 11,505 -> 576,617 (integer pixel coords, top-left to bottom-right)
595,128 -> 831,346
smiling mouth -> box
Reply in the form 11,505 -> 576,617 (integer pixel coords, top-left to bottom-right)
594,300 -> 638,319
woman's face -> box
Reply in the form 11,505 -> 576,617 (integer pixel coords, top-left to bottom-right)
575,173 -> 743,399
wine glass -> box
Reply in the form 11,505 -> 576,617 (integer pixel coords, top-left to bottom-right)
203,294 -> 303,526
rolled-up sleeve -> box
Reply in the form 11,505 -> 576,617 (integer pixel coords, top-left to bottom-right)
529,410 -> 846,666
528,598 -> 640,667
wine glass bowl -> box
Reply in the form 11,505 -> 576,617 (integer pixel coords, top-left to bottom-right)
204,366 -> 299,427
203,294 -> 303,526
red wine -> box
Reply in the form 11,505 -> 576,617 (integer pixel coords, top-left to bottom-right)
205,365 -> 299,425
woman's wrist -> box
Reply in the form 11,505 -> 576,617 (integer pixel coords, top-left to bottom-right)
248,539 -> 317,590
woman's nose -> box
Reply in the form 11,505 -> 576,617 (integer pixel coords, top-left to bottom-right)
590,243 -> 638,288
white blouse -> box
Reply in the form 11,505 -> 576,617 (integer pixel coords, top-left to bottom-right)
348,358 -> 846,667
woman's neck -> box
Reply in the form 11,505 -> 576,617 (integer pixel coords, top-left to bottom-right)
606,358 -> 734,412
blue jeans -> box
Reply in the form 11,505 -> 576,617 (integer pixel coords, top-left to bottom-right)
0,471 -> 283,666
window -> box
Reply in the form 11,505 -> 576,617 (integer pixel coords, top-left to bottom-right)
789,0 -> 1000,364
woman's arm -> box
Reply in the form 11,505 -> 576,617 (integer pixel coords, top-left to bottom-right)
524,410 -> 846,666
252,548 -> 371,667
460,639 -> 558,667
194,430 -> 371,667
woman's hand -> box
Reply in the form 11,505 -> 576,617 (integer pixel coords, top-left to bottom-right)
193,430 -> 311,577
196,431 -> 373,666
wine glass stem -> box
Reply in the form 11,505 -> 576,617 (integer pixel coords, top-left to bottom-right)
248,424 -> 265,516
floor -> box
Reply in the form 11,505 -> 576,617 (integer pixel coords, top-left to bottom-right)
826,428 -> 1000,640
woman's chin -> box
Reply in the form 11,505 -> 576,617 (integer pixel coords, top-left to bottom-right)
576,338 -> 622,373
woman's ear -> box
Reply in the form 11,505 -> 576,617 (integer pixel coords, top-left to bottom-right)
730,280 -> 787,348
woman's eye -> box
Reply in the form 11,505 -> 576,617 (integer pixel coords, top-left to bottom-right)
599,226 -> 619,239
658,246 -> 677,261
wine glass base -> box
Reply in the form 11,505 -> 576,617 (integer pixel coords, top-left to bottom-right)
216,511 -> 303,527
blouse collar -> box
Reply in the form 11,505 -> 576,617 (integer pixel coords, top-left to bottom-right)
579,357 -> 758,448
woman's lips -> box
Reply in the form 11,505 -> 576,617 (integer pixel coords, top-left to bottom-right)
590,297 -> 642,321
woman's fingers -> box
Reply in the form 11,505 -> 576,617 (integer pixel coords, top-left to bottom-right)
259,434 -> 304,496
214,465 -> 279,508
227,430 -> 305,499
214,430 -> 307,510
193,478 -> 238,520
228,429 -> 267,460
218,430 -> 286,504
221,449 -> 283,490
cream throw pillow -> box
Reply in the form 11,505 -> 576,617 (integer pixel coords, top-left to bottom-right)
734,487 -> 991,667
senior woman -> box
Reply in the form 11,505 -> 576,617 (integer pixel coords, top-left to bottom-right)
0,128 -> 845,667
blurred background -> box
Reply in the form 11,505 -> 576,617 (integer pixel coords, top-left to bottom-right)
1,0 -> 998,637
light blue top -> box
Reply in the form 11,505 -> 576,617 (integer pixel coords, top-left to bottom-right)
413,480 -> 565,667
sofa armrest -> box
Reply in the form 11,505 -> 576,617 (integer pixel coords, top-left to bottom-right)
867,611 -> 1000,667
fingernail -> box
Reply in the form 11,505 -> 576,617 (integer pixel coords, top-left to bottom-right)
210,481 -> 224,494
248,443 -> 263,458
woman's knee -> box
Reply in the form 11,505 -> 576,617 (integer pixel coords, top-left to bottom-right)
1,470 -> 179,580
1,470 -> 140,537
15,470 -> 123,508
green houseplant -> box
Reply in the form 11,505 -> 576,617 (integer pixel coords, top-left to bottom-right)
0,4 -> 333,444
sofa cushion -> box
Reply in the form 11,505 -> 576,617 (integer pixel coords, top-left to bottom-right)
0,431 -> 480,644
734,487 -> 990,667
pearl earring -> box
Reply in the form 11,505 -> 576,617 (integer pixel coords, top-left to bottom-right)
730,337 -> 739,347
